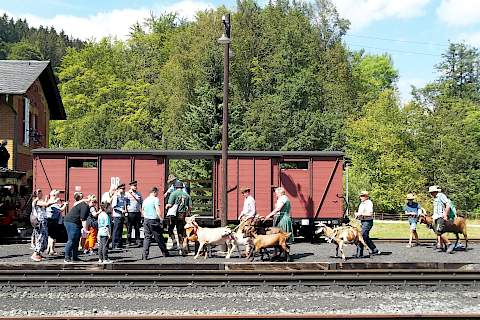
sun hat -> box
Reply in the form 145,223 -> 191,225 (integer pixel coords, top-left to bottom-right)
240,186 -> 251,193
167,174 -> 177,184
406,193 -> 415,200
359,191 -> 369,197
428,185 -> 441,193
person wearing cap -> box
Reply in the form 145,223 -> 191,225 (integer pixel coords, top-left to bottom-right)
164,174 -> 188,198
404,193 -> 421,248
238,187 -> 256,222
355,191 -> 380,257
0,140 -> 9,169
111,184 -> 129,249
166,180 -> 192,255
125,180 -> 143,247
428,185 -> 453,252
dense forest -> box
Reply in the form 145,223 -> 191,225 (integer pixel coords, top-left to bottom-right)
0,13 -> 83,68
3,0 -> 480,214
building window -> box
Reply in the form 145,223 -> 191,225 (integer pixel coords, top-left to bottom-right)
23,97 -> 30,146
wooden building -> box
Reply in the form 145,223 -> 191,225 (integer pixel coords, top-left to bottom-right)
0,60 -> 65,181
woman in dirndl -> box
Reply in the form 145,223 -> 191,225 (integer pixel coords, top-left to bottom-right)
265,187 -> 294,243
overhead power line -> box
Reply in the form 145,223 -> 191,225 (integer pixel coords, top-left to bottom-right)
348,43 -> 442,57
346,34 -> 449,47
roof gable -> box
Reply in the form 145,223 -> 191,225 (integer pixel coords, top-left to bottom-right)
0,60 -> 65,120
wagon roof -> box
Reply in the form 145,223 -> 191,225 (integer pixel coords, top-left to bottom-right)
32,148 -> 344,158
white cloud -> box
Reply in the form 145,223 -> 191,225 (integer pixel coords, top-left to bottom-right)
332,0 -> 431,31
1,0 -> 214,40
458,31 -> 480,47
437,0 -> 480,27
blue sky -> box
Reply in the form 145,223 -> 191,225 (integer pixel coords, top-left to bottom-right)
2,0 -> 480,102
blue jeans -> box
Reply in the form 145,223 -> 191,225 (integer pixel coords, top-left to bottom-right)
64,221 -> 81,260
359,220 -> 377,255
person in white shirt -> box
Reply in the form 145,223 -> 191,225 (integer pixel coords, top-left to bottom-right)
355,191 -> 380,257
238,187 -> 256,222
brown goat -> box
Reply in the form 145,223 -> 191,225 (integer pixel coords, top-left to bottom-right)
247,232 -> 291,262
315,223 -> 370,260
418,214 -> 468,251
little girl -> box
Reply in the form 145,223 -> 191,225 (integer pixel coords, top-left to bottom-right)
97,203 -> 112,263
83,195 -> 99,254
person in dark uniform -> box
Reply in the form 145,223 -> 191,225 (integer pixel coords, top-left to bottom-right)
0,140 -> 10,169
125,180 -> 143,247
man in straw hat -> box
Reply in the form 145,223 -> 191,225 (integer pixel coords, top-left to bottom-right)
238,186 -> 256,222
428,185 -> 454,252
404,193 -> 421,248
355,191 -> 380,257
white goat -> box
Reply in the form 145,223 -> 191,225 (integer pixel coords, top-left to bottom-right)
227,220 -> 254,258
184,215 -> 238,259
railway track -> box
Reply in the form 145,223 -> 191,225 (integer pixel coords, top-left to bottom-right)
1,262 -> 479,287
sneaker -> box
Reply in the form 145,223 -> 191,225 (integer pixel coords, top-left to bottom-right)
31,253 -> 42,262
103,259 -> 113,264
372,250 -> 381,255
406,244 -> 412,248
98,259 -> 103,263
63,259 -> 73,264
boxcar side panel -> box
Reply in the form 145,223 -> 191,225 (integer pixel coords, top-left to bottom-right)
226,158 -> 238,221
134,156 -> 165,213
312,159 -> 343,219
280,168 -> 311,218
253,158 -> 272,216
101,156 -> 132,196
68,167 -> 98,205
33,156 -> 66,195
235,158 -> 254,220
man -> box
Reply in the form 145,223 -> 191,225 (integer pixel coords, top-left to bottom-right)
355,191 -> 380,257
125,180 -> 143,247
166,180 -> 192,255
238,186 -> 256,222
429,185 -> 454,253
111,184 -> 129,249
164,174 -> 188,198
0,140 -> 10,169
141,186 -> 169,260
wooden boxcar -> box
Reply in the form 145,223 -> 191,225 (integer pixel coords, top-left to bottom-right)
32,149 -> 345,236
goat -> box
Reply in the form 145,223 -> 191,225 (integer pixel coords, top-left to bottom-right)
418,213 -> 468,251
227,219 -> 254,258
184,215 -> 238,259
315,223 -> 370,261
243,216 -> 282,238
247,231 -> 291,262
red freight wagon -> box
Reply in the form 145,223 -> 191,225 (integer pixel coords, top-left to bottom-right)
33,149 -> 345,237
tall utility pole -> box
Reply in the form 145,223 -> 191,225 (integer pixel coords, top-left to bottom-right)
218,13 -> 231,227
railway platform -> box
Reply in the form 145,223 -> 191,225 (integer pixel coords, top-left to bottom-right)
0,241 -> 477,265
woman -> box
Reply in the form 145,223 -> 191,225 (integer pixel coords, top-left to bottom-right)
31,189 -> 55,261
265,187 -> 294,243
63,192 -> 92,263
46,190 -> 68,255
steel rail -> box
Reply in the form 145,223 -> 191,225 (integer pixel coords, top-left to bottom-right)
1,268 -> 479,287
2,314 -> 480,320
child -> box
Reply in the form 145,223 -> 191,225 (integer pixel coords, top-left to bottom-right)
84,197 -> 99,254
404,193 -> 421,248
97,202 -> 112,263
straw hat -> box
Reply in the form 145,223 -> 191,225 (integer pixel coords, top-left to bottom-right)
406,193 -> 415,200
428,185 -> 441,193
240,186 -> 251,193
167,174 -> 177,184
359,191 -> 369,197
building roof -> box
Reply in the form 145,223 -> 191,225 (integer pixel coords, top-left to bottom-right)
0,60 -> 66,120
32,148 -> 345,159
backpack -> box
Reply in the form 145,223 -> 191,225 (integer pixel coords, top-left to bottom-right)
175,194 -> 188,214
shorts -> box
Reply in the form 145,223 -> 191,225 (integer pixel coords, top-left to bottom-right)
408,217 -> 417,231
